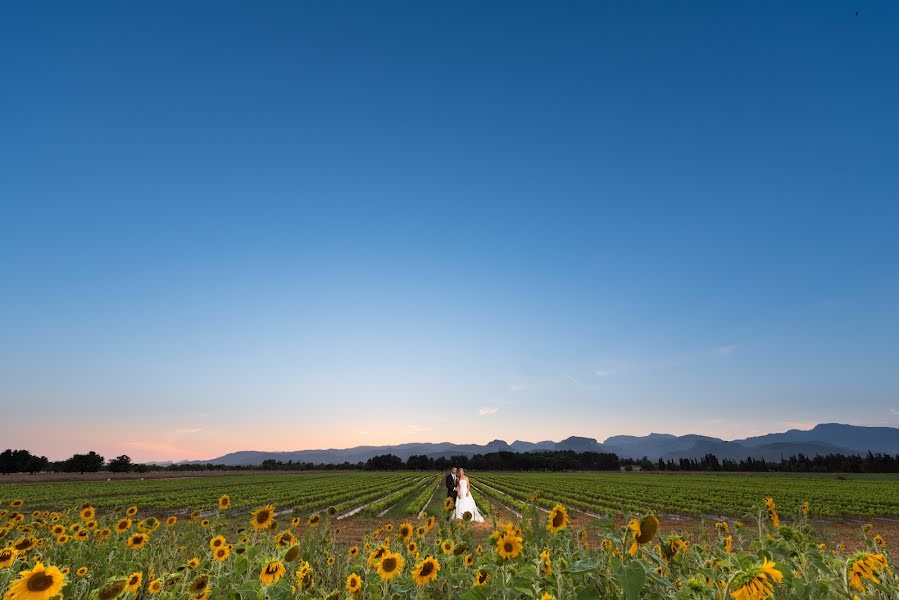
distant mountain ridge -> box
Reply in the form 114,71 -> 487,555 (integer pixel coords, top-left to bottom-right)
180,423 -> 899,466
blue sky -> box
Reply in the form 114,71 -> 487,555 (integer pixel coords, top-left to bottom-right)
1,2 -> 898,461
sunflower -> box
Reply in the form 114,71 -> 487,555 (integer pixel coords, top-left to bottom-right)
730,558 -> 783,600
407,541 -> 418,554
79,507 -> 95,521
213,545 -> 231,562
86,520 -> 98,530
191,590 -> 211,600
291,517 -> 301,527
251,505 -> 276,531
474,568 -> 491,586
76,566 -> 89,577
3,562 -> 66,600
126,506 -> 138,516
627,515 -> 660,556
407,555 -> 439,585
187,557 -> 200,569
873,534 -> 885,547
348,545 -> 359,558
496,533 -> 523,559
13,537 -> 37,552
0,548 -> 19,569
475,544 -> 483,555
200,519 -> 210,527
540,593 -> 555,600
126,533 -> 148,550
539,549 -> 552,575
115,518 -> 132,533
97,579 -> 127,600
296,561 -> 314,590
441,540 -> 455,555
425,515 -> 437,530
764,498 -> 780,528
307,514 -> 321,527
125,572 -> 143,593
368,546 -> 388,568
187,575 -> 209,595
260,560 -> 286,586
55,534 -> 69,545
546,504 -> 569,534
218,495 -> 231,510
50,525 -> 65,536
398,522 -> 414,541
377,550 -> 404,581
275,531 -> 295,547
147,579 -> 162,594
345,572 -> 362,594
209,535 -> 226,550
75,530 -> 89,541
9,500 -> 24,508
166,516 -> 177,527
443,497 -> 455,513
464,554 -> 475,568
848,553 -> 892,592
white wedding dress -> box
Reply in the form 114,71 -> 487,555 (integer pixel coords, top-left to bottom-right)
452,478 -> 485,522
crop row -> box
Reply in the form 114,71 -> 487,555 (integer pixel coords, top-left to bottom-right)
473,472 -> 899,518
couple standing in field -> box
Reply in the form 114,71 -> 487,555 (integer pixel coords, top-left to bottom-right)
444,466 -> 485,522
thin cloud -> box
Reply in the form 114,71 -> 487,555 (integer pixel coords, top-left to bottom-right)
407,424 -> 432,433
479,407 -> 499,416
890,408 -> 899,416
175,428 -> 203,434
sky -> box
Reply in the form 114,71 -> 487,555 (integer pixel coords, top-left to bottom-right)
1,2 -> 898,462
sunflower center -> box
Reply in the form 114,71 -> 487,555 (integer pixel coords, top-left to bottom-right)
382,557 -> 396,572
129,576 -> 139,585
504,542 -> 513,552
27,572 -> 56,592
420,562 -> 434,576
553,514 -> 564,527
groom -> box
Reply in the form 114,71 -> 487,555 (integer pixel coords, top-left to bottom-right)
444,466 -> 458,519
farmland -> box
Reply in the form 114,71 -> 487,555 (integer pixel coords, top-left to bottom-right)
2,471 -> 898,598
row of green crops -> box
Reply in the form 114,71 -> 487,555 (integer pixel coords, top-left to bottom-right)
472,472 -> 899,518
0,473 -> 433,517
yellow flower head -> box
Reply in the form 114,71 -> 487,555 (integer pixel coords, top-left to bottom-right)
413,555 -> 440,585
377,550 -> 404,580
251,505 -> 276,531
125,572 -> 143,593
259,560 -> 286,586
3,562 -> 67,600
346,572 -> 362,594
546,504 -> 569,534
496,533 -> 523,559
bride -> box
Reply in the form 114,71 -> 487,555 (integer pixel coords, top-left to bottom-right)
452,468 -> 485,522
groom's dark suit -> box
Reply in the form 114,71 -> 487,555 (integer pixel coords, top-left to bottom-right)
445,472 -> 457,500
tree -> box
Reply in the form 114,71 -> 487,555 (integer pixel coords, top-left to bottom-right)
63,451 -> 105,473
108,455 -> 133,473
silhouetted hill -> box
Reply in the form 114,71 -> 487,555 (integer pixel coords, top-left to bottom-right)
181,424 -> 899,466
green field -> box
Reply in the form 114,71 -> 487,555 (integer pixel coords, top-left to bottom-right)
3,470 -> 899,519
472,471 -> 899,518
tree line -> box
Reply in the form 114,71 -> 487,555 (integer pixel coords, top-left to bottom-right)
5,447 -> 899,474
0,449 -> 138,474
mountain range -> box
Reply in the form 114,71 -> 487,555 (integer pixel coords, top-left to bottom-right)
177,423 -> 899,466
